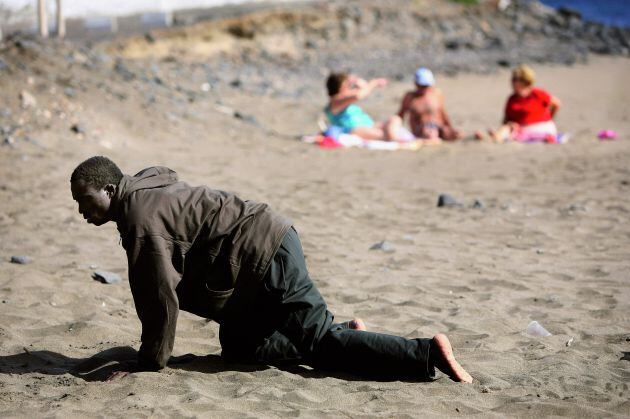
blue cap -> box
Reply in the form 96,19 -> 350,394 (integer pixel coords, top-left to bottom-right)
414,67 -> 435,86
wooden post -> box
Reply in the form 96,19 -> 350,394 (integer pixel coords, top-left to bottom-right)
38,0 -> 49,38
56,0 -> 65,38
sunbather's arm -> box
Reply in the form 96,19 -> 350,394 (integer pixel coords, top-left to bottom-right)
329,78 -> 387,114
438,90 -> 454,128
397,92 -> 412,119
549,96 -> 561,118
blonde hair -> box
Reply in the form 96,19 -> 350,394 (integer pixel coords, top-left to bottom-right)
512,65 -> 535,86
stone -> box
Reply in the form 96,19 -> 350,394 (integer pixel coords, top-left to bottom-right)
92,270 -> 122,284
144,32 -> 156,43
370,240 -> 395,253
472,199 -> 485,209
70,123 -> 86,135
567,203 -> 587,212
19,90 -> 37,109
437,194 -> 462,208
233,111 -> 260,126
10,255 -> 32,264
114,59 -> 135,81
64,87 -> 77,98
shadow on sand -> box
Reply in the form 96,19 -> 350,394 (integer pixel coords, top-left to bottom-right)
0,347 -> 268,382
0,347 -> 432,382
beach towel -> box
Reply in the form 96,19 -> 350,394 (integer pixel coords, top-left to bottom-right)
301,134 -> 422,151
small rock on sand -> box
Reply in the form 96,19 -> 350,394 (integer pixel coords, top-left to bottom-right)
19,90 -> 37,109
437,194 -> 462,208
10,255 -> 32,264
92,270 -> 122,284
472,199 -> 485,209
70,123 -> 86,135
370,240 -> 395,253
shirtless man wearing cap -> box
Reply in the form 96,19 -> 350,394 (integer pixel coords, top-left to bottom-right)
397,68 -> 464,142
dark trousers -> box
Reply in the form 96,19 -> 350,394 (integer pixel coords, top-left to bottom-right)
219,228 -> 435,380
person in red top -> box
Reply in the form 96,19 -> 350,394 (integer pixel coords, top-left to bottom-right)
488,65 -> 562,142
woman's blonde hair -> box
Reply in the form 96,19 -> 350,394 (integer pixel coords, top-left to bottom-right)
512,65 -> 535,86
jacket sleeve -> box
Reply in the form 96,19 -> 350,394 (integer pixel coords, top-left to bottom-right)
126,235 -> 181,371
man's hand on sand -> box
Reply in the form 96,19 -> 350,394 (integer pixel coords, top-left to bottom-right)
105,370 -> 130,382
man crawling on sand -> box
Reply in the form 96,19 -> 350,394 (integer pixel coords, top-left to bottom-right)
70,156 -> 472,383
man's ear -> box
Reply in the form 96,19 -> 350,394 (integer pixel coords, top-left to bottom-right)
104,184 -> 116,198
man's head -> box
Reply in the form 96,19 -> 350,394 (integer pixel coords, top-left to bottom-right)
414,67 -> 435,92
70,156 -> 123,226
326,72 -> 349,97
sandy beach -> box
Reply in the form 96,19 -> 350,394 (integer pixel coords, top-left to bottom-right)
1,2 -> 630,416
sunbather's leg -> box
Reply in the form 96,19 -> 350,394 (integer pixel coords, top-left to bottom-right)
351,126 -> 387,141
383,115 -> 404,141
489,124 -> 512,142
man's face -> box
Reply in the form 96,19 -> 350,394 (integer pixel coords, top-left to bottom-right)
71,179 -> 114,226
415,83 -> 429,94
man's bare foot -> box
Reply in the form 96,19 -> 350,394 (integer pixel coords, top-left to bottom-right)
430,334 -> 473,383
349,318 -> 367,331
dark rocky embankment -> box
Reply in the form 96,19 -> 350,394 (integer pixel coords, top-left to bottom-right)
1,0 -> 629,148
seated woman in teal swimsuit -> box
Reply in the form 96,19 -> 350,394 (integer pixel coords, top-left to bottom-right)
325,73 -> 412,141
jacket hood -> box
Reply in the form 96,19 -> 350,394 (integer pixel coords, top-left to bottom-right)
110,166 -> 179,222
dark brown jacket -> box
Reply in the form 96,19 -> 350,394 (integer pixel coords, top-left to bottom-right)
110,167 -> 292,370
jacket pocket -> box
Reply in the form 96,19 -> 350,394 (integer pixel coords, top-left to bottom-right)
203,285 -> 233,320
204,284 -> 234,298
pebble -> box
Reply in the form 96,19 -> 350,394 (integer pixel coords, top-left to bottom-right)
567,203 -> 587,212
70,123 -> 86,135
19,90 -> 37,109
2,136 -> 15,147
437,194 -> 462,208
114,59 -> 136,81
370,240 -> 395,253
10,255 -> 32,264
233,111 -> 260,126
472,199 -> 485,209
64,87 -> 77,98
92,270 -> 122,284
